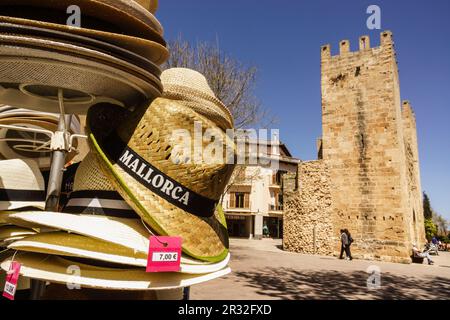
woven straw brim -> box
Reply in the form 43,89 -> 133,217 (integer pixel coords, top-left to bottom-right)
0,251 -> 31,290
0,253 -> 231,291
9,232 -> 231,273
5,210 -> 228,265
135,0 -> 158,13
0,225 -> 36,240
97,0 -> 163,34
0,0 -> 163,39
0,16 -> 167,62
0,22 -> 162,76
87,99 -> 234,262
6,212 -> 151,252
0,34 -> 163,90
163,91 -> 233,130
0,46 -> 160,114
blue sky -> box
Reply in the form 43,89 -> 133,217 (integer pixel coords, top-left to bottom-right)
157,0 -> 450,220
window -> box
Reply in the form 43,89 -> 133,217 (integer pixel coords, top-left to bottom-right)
229,192 -> 250,209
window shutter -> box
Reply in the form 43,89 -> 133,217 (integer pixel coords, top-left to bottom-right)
244,193 -> 250,208
230,193 -> 235,208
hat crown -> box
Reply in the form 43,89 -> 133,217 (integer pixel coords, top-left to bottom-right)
73,153 -> 115,192
161,68 -> 234,130
161,68 -> 216,97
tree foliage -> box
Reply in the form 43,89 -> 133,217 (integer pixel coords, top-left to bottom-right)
163,36 -> 275,128
423,192 -> 433,219
424,218 -> 437,240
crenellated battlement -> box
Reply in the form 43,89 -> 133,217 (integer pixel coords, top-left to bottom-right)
321,30 -> 394,60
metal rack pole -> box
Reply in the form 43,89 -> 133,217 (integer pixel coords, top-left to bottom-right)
30,90 -> 71,300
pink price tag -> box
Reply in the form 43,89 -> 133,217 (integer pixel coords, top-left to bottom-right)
3,261 -> 21,300
146,236 -> 182,273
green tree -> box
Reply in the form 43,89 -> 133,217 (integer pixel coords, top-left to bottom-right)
424,218 -> 437,241
423,192 -> 433,219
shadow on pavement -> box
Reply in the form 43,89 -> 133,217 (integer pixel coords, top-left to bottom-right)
233,267 -> 450,300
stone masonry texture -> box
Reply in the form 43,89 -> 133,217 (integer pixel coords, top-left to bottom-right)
283,161 -> 333,255
284,31 -> 426,263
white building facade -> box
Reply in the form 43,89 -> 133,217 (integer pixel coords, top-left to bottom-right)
223,142 -> 299,239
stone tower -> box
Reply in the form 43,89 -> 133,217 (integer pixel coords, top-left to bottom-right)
320,31 -> 425,263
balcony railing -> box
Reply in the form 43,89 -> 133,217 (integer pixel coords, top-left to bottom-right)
269,204 -> 283,211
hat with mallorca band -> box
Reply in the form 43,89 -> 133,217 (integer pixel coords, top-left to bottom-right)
6,152 -> 231,273
161,68 -> 234,130
87,96 -> 235,262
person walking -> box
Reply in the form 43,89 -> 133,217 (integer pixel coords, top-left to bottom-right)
344,229 -> 353,260
339,229 -> 348,259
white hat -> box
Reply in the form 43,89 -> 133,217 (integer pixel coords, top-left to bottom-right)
0,158 -> 45,211
1,253 -> 231,291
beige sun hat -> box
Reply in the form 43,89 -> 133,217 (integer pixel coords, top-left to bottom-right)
8,232 -> 231,274
6,152 -> 231,272
0,22 -> 163,77
0,34 -> 164,87
0,45 -> 161,114
135,0 -> 159,13
0,0 -> 163,38
161,68 -> 234,130
0,15 -> 167,61
0,158 -> 45,211
0,225 -> 37,246
0,253 -> 231,291
87,97 -> 235,262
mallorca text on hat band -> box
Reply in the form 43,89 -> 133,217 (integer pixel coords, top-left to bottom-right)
103,132 -> 217,218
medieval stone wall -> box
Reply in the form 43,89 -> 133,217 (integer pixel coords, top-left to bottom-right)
283,161 -> 333,255
402,101 -> 426,245
284,31 -> 425,264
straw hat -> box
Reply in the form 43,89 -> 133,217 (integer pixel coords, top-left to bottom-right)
135,0 -> 159,13
0,34 -> 164,87
8,232 -> 231,274
87,96 -> 235,262
0,45 -> 161,114
0,107 -> 81,169
0,16 -> 167,61
161,68 -> 234,130
0,22 -> 163,77
1,253 -> 231,291
0,225 -> 36,246
0,0 -> 163,37
6,153 -> 231,272
0,251 -> 31,292
0,158 -> 45,211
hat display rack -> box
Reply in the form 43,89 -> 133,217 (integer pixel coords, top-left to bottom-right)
0,1 -> 235,301
0,0 -> 166,300
0,89 -> 88,299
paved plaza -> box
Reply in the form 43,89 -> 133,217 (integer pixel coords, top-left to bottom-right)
191,238 -> 450,300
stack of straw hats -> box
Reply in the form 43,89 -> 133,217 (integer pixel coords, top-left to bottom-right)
0,0 -> 167,113
0,67 -> 236,297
